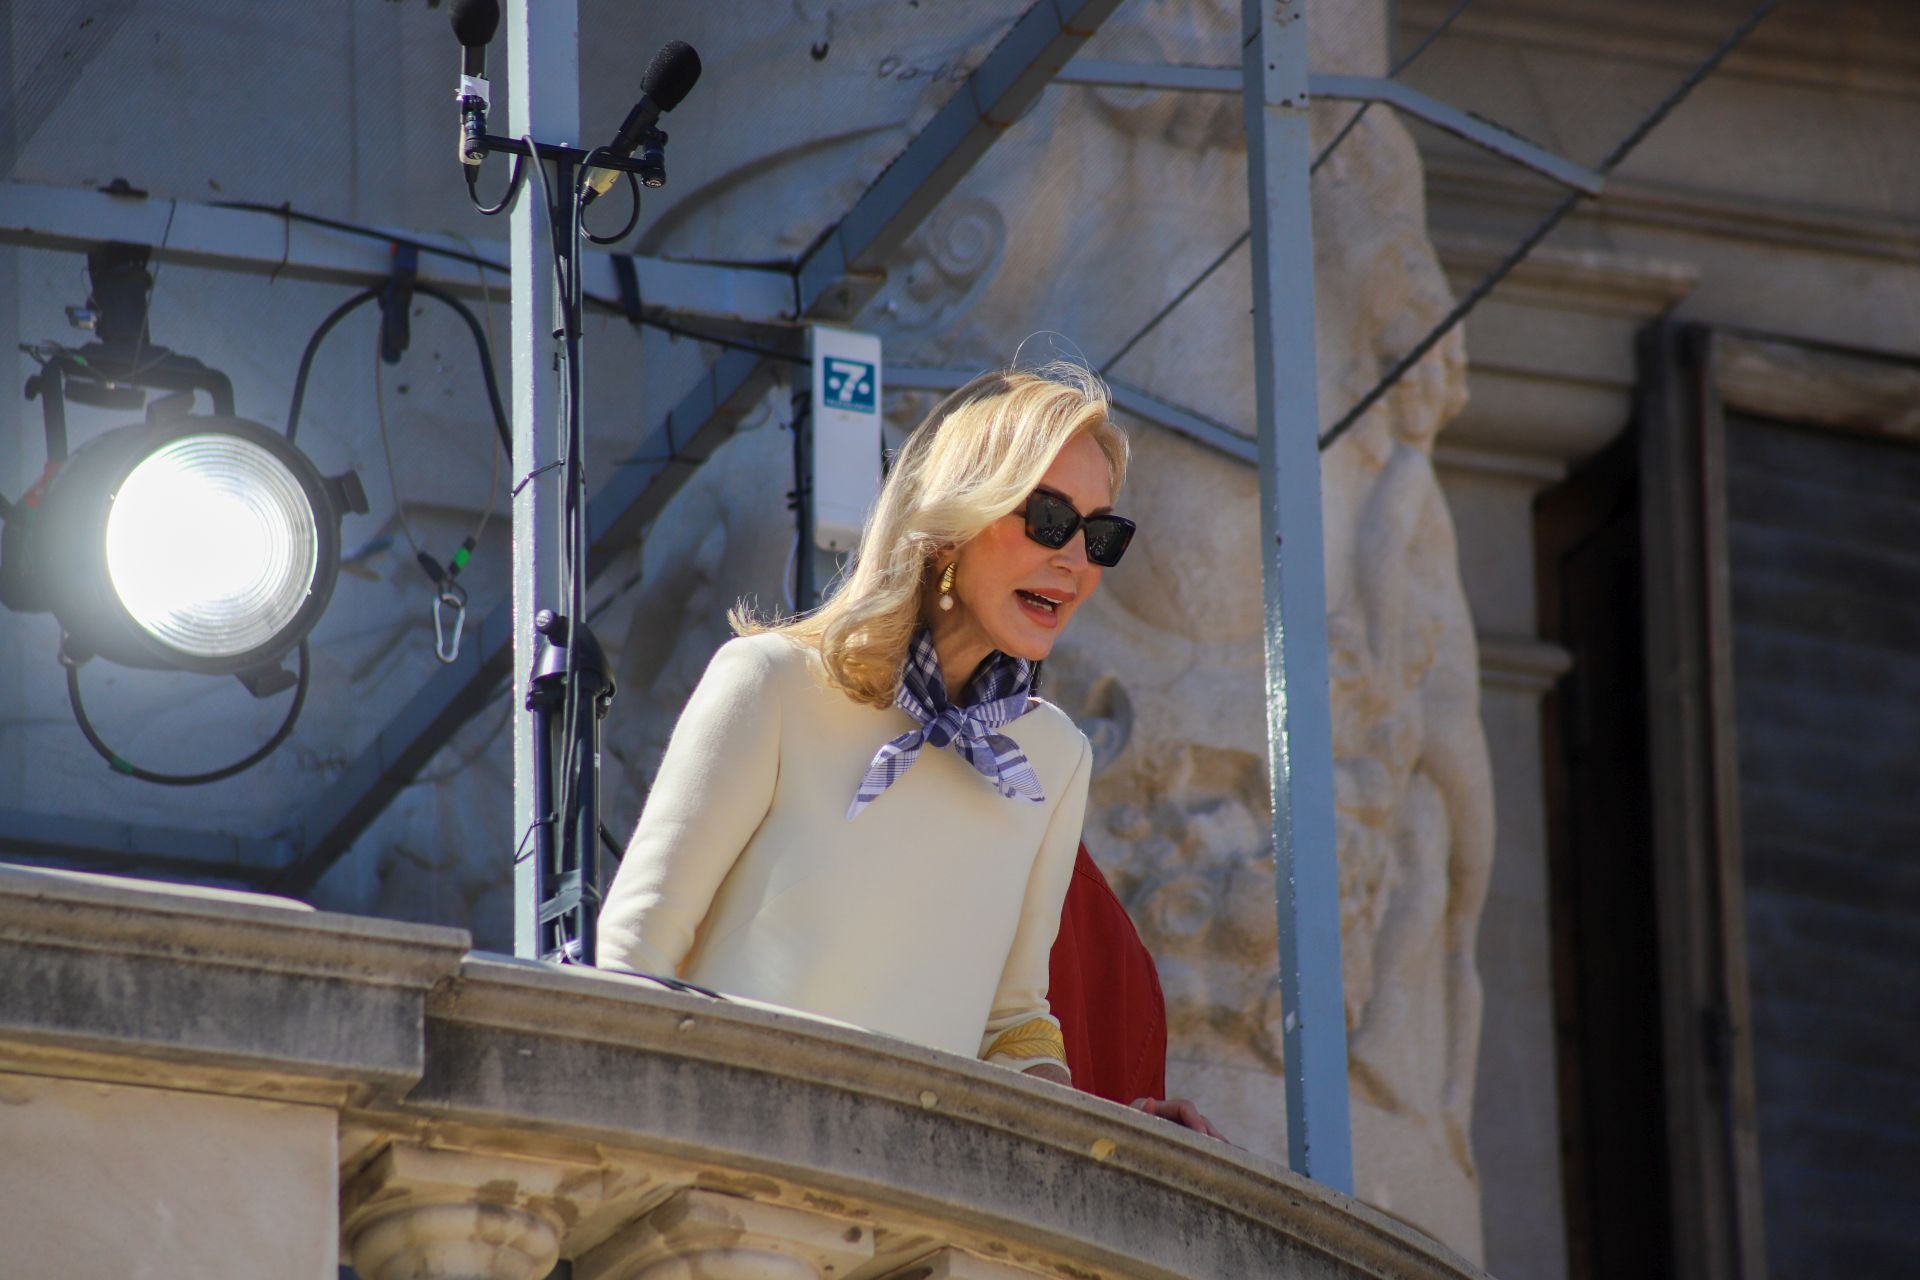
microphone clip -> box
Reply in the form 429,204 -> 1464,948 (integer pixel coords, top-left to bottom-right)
581,128 -> 670,209
459,76 -> 491,167
635,128 -> 669,189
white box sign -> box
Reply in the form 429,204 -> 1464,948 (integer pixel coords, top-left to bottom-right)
808,325 -> 883,553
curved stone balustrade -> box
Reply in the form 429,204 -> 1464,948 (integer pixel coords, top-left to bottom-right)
0,865 -> 1490,1280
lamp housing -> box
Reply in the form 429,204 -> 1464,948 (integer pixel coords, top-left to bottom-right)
0,412 -> 365,684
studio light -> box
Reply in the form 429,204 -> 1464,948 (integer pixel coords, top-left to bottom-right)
107,431 -> 317,661
1,411 -> 361,685
0,240 -> 367,784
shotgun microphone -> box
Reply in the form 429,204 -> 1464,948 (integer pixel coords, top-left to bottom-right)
581,41 -> 702,204
450,0 -> 500,168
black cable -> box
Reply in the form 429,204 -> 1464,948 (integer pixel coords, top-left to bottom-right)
282,272 -> 510,635
579,165 -> 641,245
417,281 -> 513,455
562,159 -> 593,871
466,153 -> 529,218
285,283 -> 510,455
65,642 -> 310,786
521,135 -> 596,944
223,195 -> 798,357
285,288 -> 378,444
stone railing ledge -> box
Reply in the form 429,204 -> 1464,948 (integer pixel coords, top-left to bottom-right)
0,862 -> 469,1105
387,953 -> 1490,1280
0,866 -> 1490,1279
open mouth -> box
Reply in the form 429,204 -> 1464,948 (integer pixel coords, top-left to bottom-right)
1016,589 -> 1066,624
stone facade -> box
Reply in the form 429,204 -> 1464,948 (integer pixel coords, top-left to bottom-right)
10,3 -> 1911,1278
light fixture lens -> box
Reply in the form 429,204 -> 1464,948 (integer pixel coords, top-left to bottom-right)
104,434 -> 320,660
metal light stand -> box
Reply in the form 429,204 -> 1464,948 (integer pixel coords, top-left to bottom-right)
525,608 -> 615,963
468,131 -> 655,963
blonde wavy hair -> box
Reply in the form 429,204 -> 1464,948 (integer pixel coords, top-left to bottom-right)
733,362 -> 1128,708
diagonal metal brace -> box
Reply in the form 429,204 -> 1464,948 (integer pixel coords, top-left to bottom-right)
1311,73 -> 1604,196
796,0 -> 1128,320
1054,60 -> 1604,195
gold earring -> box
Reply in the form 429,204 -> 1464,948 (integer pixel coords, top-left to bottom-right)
938,562 -> 957,612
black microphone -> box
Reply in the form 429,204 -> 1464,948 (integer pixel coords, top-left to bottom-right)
581,41 -> 702,204
451,0 -> 500,168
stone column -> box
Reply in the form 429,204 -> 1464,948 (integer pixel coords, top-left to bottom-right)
341,1144 -> 599,1280
575,1189 -> 873,1280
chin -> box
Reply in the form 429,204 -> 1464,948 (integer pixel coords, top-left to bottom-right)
993,615 -> 1071,663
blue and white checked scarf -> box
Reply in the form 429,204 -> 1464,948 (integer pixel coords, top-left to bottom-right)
846,629 -> 1045,820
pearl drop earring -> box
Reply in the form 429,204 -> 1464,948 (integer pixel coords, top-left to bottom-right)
938,562 -> 957,611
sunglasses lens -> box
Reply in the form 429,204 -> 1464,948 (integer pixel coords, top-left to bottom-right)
1023,491 -> 1136,565
1026,491 -> 1079,548
1083,516 -> 1135,567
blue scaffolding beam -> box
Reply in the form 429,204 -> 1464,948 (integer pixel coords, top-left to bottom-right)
1242,0 -> 1353,1191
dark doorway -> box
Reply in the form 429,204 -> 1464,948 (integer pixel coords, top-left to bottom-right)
1537,323 -> 1920,1280
1536,429 -> 1674,1280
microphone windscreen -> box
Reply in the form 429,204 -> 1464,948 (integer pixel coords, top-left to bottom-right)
450,0 -> 501,48
641,41 -> 703,112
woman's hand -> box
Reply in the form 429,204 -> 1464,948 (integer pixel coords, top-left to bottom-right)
1132,1096 -> 1230,1142
1022,1062 -> 1073,1086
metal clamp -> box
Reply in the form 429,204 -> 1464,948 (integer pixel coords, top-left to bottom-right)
433,583 -> 468,664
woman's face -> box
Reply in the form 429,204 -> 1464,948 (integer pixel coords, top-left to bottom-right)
945,433 -> 1115,663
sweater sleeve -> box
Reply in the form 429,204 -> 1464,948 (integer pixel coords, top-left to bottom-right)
979,730 -> 1092,1075
598,637 -> 781,978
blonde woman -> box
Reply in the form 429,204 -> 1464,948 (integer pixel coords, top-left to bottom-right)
597,365 -> 1134,1084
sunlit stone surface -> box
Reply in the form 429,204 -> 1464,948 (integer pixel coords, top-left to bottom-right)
0,866 -> 1486,1279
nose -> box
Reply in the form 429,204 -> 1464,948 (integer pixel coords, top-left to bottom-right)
1050,528 -> 1092,570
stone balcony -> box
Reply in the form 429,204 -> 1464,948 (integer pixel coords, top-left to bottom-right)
0,864 -> 1486,1280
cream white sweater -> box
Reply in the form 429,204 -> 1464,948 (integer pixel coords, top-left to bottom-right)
598,632 -> 1091,1070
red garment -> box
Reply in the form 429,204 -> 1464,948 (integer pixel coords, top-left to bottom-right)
1048,841 -> 1168,1105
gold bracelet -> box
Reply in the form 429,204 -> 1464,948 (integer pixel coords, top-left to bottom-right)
986,1017 -> 1067,1063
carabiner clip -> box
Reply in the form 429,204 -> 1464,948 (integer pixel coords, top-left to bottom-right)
433,583 -> 468,664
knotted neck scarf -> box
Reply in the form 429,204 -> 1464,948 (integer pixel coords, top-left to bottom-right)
846,628 -> 1045,820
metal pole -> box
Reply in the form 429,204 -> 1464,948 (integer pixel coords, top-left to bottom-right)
1241,0 -> 1353,1191
507,0 -> 578,959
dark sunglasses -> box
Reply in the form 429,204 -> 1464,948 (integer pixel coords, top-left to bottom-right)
1021,488 -> 1136,567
